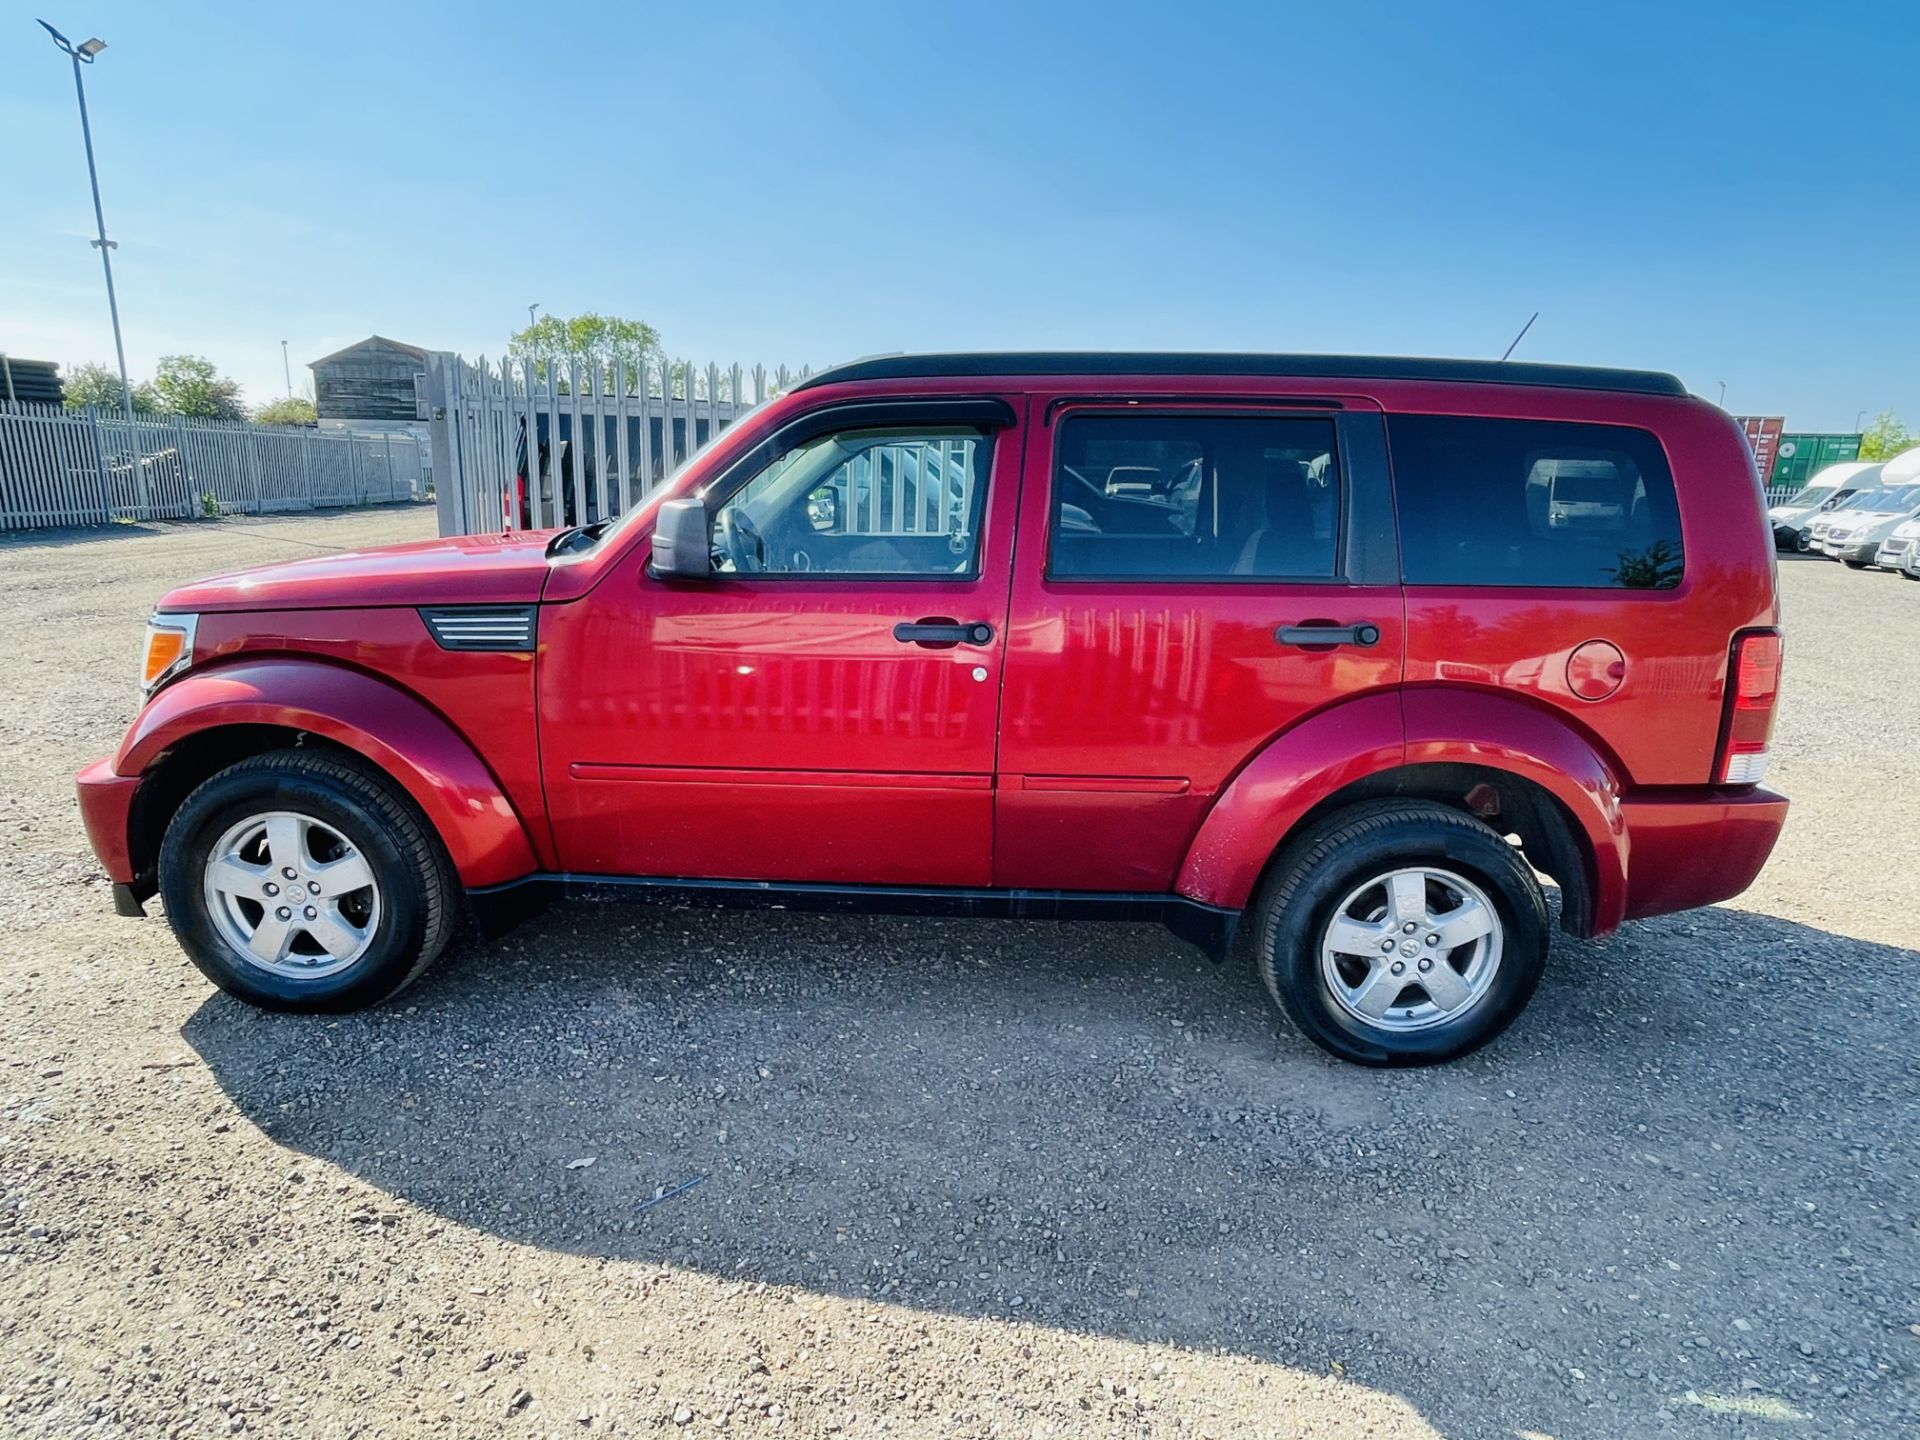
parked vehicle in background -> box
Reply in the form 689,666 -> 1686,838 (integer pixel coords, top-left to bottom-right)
1876,516 -> 1920,576
1878,446 -> 1920,491
74,352 -> 1787,1067
1811,484 -> 1920,567
1770,460 -> 1883,550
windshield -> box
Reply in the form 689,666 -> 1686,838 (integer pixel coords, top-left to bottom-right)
1838,489 -> 1890,511
1841,485 -> 1920,513
1780,485 -> 1833,508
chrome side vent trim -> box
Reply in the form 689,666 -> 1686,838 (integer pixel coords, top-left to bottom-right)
419,605 -> 536,653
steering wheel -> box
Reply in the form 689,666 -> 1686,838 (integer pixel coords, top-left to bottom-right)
715,506 -> 766,574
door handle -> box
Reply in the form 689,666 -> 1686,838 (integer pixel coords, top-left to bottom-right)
893,619 -> 994,647
1276,622 -> 1382,648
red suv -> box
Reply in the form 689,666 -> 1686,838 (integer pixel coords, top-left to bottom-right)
76,354 -> 1787,1065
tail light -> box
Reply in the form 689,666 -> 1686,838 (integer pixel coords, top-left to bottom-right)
1715,630 -> 1781,784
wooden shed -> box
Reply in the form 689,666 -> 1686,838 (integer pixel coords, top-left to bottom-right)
311,336 -> 428,423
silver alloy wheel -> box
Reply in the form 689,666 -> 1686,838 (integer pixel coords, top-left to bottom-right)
202,810 -> 381,979
1318,866 -> 1503,1032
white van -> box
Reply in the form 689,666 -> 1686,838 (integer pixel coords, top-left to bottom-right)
1770,461 -> 1883,550
1813,483 -> 1920,566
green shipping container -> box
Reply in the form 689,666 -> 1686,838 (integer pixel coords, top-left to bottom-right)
1771,433 -> 1862,494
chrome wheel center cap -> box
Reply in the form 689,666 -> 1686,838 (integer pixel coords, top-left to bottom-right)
1399,938 -> 1422,958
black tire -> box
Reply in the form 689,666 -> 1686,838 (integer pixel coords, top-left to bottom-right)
1903,570 -> 1920,581
1253,801 -> 1548,1066
1843,559 -> 1868,570
158,749 -> 457,1012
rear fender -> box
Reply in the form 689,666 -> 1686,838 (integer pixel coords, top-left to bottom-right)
1174,689 -> 1629,933
1400,687 -> 1628,933
118,659 -> 539,887
1174,694 -> 1406,911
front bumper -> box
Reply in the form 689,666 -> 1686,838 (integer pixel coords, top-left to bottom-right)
1876,541 -> 1914,568
1620,786 -> 1789,923
76,756 -> 141,889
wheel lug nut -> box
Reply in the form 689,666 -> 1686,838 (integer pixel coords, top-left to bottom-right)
1402,922 -> 1417,934
308,881 -> 321,894
1390,961 -> 1405,975
263,882 -> 278,896
303,906 -> 317,920
282,867 -> 297,880
275,907 -> 291,920
1418,958 -> 1433,972
1380,939 -> 1394,953
1426,933 -> 1439,946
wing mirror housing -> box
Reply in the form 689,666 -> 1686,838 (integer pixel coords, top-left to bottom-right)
649,497 -> 711,579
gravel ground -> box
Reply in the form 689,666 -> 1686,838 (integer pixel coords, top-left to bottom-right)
0,510 -> 1914,1439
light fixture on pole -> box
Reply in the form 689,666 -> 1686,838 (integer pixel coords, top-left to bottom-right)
38,19 -> 134,424
528,303 -> 540,327
1856,409 -> 1869,432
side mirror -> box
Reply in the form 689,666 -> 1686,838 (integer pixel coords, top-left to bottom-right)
650,497 -> 711,579
806,484 -> 839,532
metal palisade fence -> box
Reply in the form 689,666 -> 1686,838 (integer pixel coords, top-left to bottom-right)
425,353 -> 811,536
0,401 -> 425,532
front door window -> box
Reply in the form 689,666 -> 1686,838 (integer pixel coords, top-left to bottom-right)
712,428 -> 989,576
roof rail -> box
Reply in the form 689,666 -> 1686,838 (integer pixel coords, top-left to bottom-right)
792,351 -> 1688,398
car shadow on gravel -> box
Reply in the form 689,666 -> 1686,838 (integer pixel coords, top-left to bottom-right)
185,902 -> 1917,1438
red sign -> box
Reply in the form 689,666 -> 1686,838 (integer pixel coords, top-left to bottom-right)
1736,415 -> 1786,487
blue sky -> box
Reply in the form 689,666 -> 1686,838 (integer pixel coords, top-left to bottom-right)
3,1 -> 1914,428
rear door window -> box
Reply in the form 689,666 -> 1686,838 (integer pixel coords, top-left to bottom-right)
1388,415 -> 1684,589
1049,414 -> 1340,579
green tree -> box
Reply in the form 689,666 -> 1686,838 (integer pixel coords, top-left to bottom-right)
62,362 -> 156,414
148,354 -> 247,420
253,395 -> 317,426
507,312 -> 662,387
1859,410 -> 1916,462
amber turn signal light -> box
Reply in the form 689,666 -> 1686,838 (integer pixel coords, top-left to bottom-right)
141,615 -> 197,696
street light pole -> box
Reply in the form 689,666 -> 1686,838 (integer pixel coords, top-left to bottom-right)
282,340 -> 293,399
39,21 -> 133,423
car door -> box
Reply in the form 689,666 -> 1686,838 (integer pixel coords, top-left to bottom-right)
994,397 -> 1404,892
540,397 -> 1025,887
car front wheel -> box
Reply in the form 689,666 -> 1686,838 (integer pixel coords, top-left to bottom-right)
158,750 -> 457,1011
1254,801 -> 1549,1066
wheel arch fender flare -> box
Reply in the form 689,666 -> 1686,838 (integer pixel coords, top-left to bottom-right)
117,658 -> 539,887
1174,689 -> 1629,930
1173,693 -> 1407,912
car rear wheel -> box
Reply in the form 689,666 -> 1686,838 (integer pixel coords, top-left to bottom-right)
1254,801 -> 1548,1066
158,750 -> 457,1011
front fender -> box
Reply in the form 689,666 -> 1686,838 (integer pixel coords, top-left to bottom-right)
117,659 -> 539,887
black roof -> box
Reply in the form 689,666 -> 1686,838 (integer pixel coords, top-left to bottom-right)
794,351 -> 1688,398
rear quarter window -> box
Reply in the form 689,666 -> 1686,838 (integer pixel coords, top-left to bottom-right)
1388,415 -> 1684,589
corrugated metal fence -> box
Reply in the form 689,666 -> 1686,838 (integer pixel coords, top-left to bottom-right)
0,402 -> 425,532
426,353 -> 808,536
